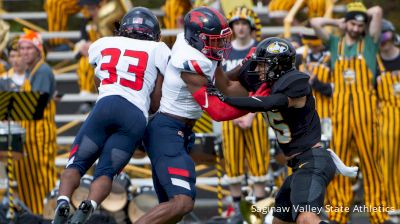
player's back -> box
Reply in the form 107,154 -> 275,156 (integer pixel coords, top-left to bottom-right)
265,70 -> 321,157
89,36 -> 170,119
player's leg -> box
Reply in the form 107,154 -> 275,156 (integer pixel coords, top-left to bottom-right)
54,96 -> 126,223
290,148 -> 336,224
69,96 -> 147,223
137,113 -> 196,224
272,175 -> 295,224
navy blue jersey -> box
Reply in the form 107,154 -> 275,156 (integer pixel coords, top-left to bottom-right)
266,71 -> 321,156
222,41 -> 257,72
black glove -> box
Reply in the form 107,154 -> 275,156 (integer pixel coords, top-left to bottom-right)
206,82 -> 226,102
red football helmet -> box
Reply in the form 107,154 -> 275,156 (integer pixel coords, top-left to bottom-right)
184,7 -> 232,61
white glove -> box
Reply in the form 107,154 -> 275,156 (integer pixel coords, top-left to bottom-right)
326,148 -> 359,178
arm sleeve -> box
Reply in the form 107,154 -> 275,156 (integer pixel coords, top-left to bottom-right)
311,78 -> 333,97
224,94 -> 289,112
192,86 -> 249,121
154,43 -> 171,76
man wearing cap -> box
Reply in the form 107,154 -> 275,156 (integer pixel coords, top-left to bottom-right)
13,29 -> 57,215
376,19 -> 400,222
311,2 -> 387,224
221,6 -> 269,223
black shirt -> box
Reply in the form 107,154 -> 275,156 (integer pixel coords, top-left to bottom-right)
382,53 -> 400,72
225,70 -> 321,156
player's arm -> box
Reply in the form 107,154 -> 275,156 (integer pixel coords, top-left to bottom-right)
210,76 -> 309,111
367,6 -> 383,42
217,94 -> 306,112
214,64 -> 248,97
149,72 -> 164,114
181,72 -> 249,121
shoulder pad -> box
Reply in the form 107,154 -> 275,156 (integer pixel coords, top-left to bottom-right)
271,70 -> 310,98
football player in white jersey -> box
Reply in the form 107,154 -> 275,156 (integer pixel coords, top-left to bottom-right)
136,7 -> 250,224
53,7 -> 171,224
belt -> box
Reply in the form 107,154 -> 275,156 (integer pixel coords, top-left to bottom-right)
160,112 -> 197,127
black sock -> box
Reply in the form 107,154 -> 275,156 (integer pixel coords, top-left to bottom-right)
319,221 -> 329,224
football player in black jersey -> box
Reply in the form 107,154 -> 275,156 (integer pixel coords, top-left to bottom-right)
208,37 -> 336,224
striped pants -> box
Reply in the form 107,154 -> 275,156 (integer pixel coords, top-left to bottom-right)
222,113 -> 270,183
326,93 -> 387,224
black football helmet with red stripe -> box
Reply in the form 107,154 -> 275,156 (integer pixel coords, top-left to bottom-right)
116,7 -> 161,41
184,7 -> 232,61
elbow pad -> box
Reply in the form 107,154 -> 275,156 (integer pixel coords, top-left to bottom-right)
192,86 -> 249,121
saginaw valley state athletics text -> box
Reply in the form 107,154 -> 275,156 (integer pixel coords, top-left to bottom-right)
252,205 -> 396,215
252,205 -> 323,215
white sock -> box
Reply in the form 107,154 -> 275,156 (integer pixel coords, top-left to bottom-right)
90,200 -> 97,210
57,195 -> 70,203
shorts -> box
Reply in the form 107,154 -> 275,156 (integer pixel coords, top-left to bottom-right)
273,147 -> 336,222
144,113 -> 196,203
67,95 -> 146,180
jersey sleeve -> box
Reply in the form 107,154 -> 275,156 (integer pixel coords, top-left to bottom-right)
88,39 -> 101,66
154,42 -> 171,76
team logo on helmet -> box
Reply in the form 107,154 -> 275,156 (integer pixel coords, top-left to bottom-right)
190,11 -> 207,29
266,41 -> 289,54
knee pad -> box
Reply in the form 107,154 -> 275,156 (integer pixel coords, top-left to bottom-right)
67,135 -> 99,176
93,147 -> 131,180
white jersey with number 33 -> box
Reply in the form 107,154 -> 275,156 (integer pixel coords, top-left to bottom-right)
88,36 -> 171,119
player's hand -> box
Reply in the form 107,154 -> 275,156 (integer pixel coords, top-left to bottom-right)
206,82 -> 226,102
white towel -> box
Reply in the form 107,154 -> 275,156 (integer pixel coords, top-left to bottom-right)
327,148 -> 359,178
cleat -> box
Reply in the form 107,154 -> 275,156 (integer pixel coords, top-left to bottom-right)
68,200 -> 94,224
52,201 -> 70,224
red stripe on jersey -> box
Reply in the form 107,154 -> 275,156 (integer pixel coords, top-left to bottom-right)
190,60 -> 205,75
168,167 -> 190,177
69,144 -> 79,158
